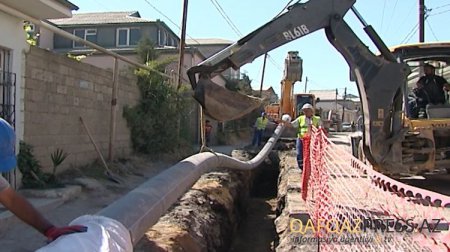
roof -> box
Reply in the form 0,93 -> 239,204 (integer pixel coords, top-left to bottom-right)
389,41 -> 450,52
49,11 -> 155,26
252,87 -> 278,101
309,89 -> 343,100
388,41 -> 450,63
186,38 -> 233,45
309,89 -> 360,102
55,0 -> 79,10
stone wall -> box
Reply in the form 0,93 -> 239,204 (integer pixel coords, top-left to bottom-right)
23,47 -> 139,173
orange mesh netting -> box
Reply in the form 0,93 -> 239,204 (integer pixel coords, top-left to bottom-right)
301,128 -> 450,251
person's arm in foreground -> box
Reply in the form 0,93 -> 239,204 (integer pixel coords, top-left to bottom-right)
0,187 -> 53,234
0,187 -> 87,241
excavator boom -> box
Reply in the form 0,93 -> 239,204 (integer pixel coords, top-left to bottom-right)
187,0 -> 411,173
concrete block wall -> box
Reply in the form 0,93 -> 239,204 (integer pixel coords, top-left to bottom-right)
23,47 -> 139,173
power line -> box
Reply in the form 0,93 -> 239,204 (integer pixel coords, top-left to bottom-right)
267,54 -> 283,72
433,3 -> 450,10
393,1 -> 416,35
380,0 -> 387,30
209,0 -> 242,37
273,0 -> 295,19
429,8 -> 450,17
141,0 -> 201,45
386,0 -> 399,32
400,22 -> 419,44
425,19 -> 439,41
92,0 -> 110,10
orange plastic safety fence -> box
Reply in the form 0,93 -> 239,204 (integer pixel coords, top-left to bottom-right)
302,127 -> 450,251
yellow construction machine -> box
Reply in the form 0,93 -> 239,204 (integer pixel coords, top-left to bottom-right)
264,51 -> 318,138
392,43 -> 450,174
187,0 -> 450,176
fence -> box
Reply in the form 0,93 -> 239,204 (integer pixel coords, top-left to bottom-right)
302,128 -> 450,251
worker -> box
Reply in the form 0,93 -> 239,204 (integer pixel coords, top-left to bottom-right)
252,112 -> 269,147
204,120 -> 213,146
411,63 -> 450,118
289,103 -> 321,170
0,118 -> 87,242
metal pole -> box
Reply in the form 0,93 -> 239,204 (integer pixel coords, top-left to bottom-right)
177,0 -> 189,90
0,2 -> 170,79
108,58 -> 119,161
341,87 -> 346,122
335,88 -> 338,113
259,53 -> 268,97
304,76 -> 308,93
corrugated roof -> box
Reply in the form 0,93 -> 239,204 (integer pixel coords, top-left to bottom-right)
49,11 -> 155,25
186,38 -> 233,45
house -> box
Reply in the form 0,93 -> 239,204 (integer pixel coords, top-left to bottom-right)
309,89 -> 361,123
252,86 -> 279,103
0,0 -> 78,187
0,0 -> 78,134
39,11 -> 179,70
186,38 -> 238,80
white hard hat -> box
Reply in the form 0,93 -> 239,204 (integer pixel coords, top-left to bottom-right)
301,103 -> 313,110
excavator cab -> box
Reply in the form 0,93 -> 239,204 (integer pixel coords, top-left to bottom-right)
389,42 -> 450,173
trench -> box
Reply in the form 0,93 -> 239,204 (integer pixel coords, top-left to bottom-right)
228,152 -> 280,252
134,150 -> 283,251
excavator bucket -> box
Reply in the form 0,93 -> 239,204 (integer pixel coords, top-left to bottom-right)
192,78 -> 262,122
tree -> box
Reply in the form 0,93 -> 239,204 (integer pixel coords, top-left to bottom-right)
225,73 -> 253,95
136,38 -> 159,64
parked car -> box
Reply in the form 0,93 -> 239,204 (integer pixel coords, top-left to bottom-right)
342,122 -> 352,132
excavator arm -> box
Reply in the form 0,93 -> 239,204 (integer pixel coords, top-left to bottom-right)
187,0 -> 410,172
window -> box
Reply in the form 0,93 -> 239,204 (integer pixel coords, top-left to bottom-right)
164,31 -> 168,46
73,29 -> 97,48
116,28 -> 140,47
157,30 -> 161,46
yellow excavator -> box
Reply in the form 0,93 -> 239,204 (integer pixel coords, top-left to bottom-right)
187,0 -> 450,176
391,43 -> 450,173
264,51 -> 318,138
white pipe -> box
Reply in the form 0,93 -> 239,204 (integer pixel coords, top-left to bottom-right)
38,124 -> 285,250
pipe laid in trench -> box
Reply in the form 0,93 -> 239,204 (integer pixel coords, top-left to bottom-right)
37,124 -> 286,251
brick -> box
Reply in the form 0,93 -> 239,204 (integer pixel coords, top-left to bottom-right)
59,65 -> 70,75
56,85 -> 67,94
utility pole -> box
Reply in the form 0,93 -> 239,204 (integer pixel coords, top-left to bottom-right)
176,0 -> 188,146
419,0 -> 425,43
419,0 -> 425,76
304,76 -> 308,93
335,88 -> 338,114
341,87 -> 347,122
176,0 -> 188,90
259,53 -> 268,97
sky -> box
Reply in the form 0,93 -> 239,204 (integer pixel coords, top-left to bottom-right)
71,0 -> 450,98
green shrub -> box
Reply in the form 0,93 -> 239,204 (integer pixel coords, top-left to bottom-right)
17,141 -> 63,188
123,61 -> 191,154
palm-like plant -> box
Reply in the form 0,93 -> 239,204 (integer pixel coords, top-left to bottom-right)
50,148 -> 69,177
